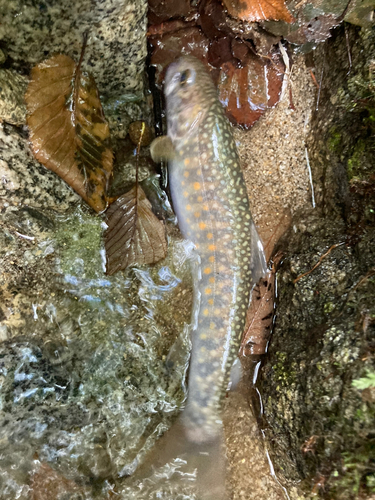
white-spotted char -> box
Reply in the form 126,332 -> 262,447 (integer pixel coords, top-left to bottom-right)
147,55 -> 266,499
165,56 -> 266,444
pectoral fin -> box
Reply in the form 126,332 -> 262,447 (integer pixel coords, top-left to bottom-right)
150,135 -> 176,163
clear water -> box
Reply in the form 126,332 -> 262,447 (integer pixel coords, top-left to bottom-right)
0,199 -> 202,499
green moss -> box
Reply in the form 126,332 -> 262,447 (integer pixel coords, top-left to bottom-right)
324,301 -> 335,313
272,352 -> 297,386
54,207 -> 103,279
327,126 -> 342,152
347,139 -> 367,181
330,439 -> 375,499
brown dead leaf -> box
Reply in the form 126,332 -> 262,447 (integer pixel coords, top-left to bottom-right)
104,185 -> 167,275
256,209 -> 292,262
218,51 -> 284,128
148,0 -> 194,23
241,271 -> 275,356
26,51 -> 113,213
149,27 -> 211,85
30,462 -> 82,500
222,0 -> 294,23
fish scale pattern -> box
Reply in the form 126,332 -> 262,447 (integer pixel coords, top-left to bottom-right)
166,58 -> 255,443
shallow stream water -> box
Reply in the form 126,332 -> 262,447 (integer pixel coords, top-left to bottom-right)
0,200 -> 204,498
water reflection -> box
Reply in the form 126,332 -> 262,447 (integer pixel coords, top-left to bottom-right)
0,205 -> 195,499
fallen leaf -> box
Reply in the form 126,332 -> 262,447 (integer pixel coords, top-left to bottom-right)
285,14 -> 340,44
31,462 -> 82,500
256,209 -> 291,262
222,0 -> 295,23
149,27 -> 211,85
241,270 -> 275,356
231,38 -> 251,65
148,18 -> 196,37
198,0 -> 232,39
148,0 -> 195,24
26,51 -> 113,213
218,51 -> 284,128
207,36 -> 235,69
104,185 -> 167,275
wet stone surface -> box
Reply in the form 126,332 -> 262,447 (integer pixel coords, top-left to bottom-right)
259,24 -> 375,500
259,212 -> 375,498
0,203 -> 195,499
0,0 -> 148,96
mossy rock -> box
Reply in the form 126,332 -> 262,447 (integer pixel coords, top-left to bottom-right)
259,24 -> 375,500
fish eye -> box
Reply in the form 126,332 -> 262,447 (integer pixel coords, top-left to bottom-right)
179,69 -> 194,87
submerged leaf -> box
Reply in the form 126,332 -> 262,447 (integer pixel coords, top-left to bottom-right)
105,185 -> 167,275
26,54 -> 113,213
222,0 -> 294,23
257,209 -> 291,262
241,271 -> 275,356
150,27 -> 210,84
148,0 -> 194,23
31,463 -> 82,500
218,51 -> 284,128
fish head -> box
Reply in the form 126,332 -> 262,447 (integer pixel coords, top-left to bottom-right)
164,56 -> 217,143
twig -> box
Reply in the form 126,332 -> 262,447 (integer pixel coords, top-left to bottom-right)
310,70 -> 320,89
293,242 -> 345,283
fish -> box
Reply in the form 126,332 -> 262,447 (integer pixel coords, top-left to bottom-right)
149,55 -> 267,499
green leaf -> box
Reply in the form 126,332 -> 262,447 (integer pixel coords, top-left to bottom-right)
352,371 -> 375,390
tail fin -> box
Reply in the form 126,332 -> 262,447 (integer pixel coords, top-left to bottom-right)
133,417 -> 228,500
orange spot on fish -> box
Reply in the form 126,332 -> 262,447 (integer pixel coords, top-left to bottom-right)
203,308 -> 209,316
197,196 -> 203,202
205,288 -> 212,295
199,222 -> 207,230
209,256 -> 215,262
204,267 -> 211,274
210,322 -> 215,329
209,277 -> 215,283
194,212 -> 201,218
184,171 -> 189,178
186,204 -> 192,211
184,158 -> 190,166
207,233 -> 213,239
208,244 -> 216,251
208,298 -> 214,305
194,182 -> 201,190
203,204 -> 209,211
183,191 -> 189,197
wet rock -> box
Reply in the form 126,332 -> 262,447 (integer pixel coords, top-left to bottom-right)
259,24 -> 375,500
0,123 -> 80,211
0,0 -> 147,96
0,202 -> 194,498
261,0 -> 372,48
0,70 -> 28,126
